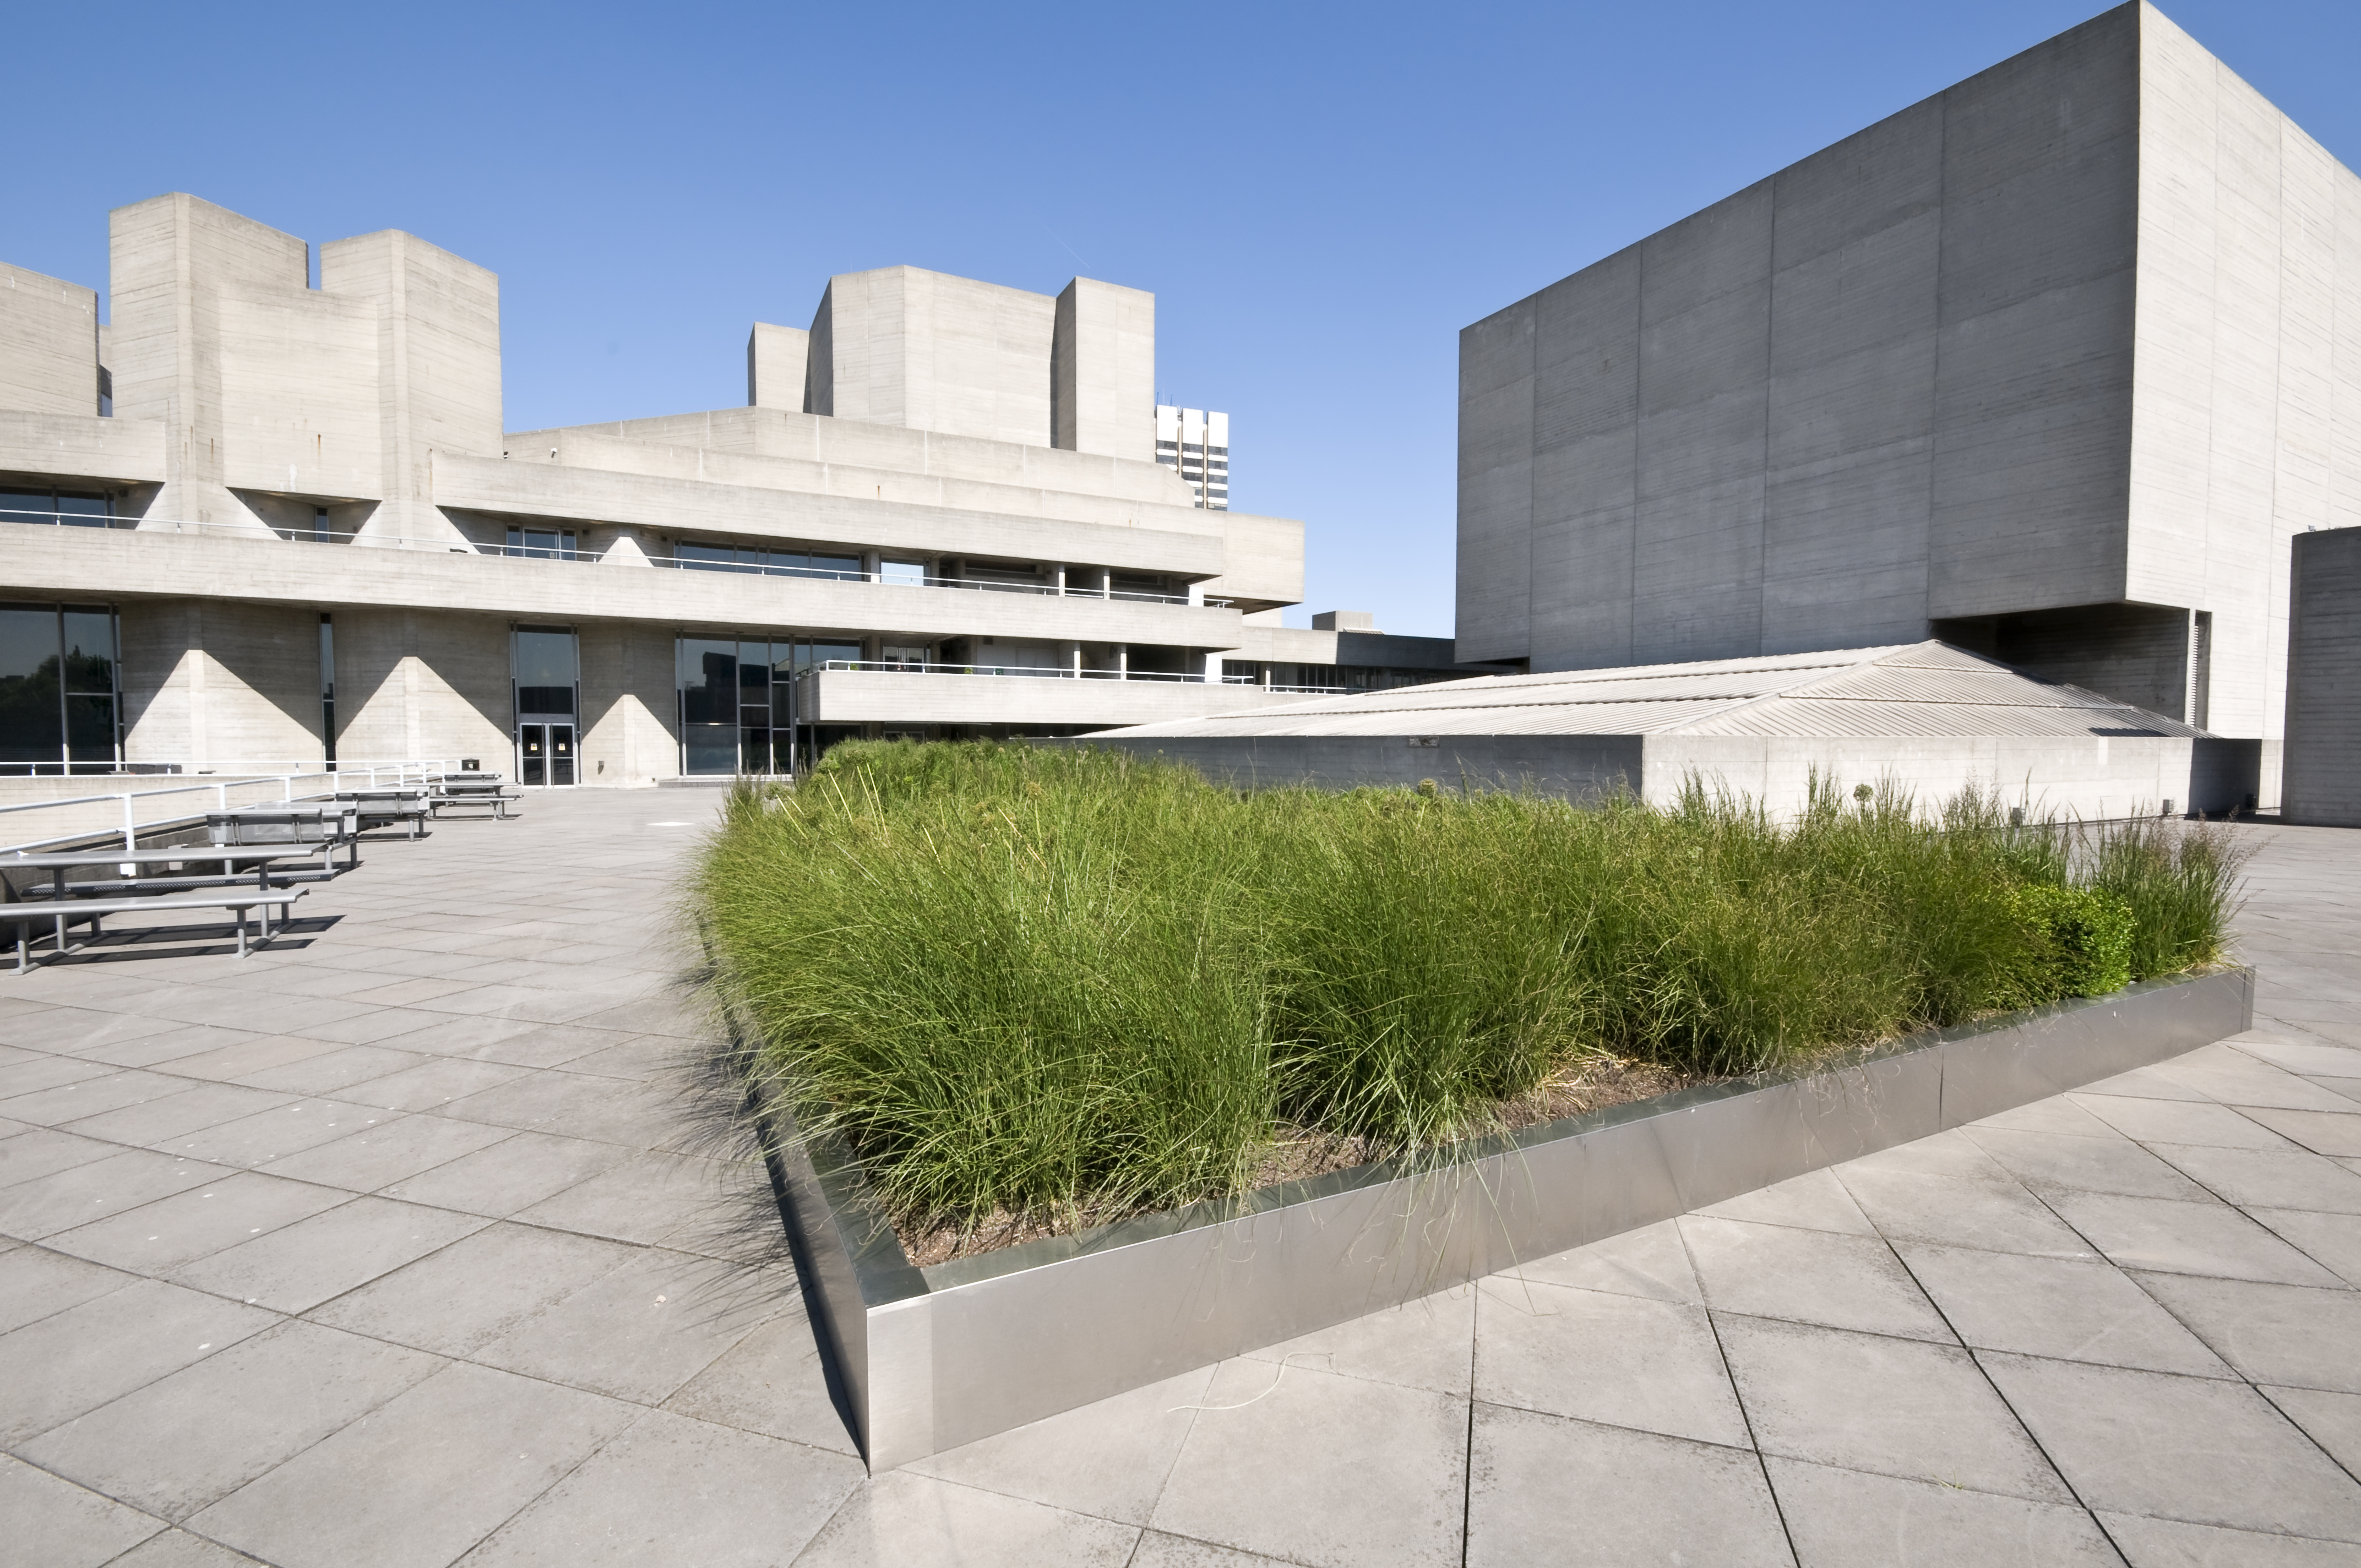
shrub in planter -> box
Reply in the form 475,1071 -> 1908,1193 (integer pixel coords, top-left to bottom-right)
2007,883 -> 2136,999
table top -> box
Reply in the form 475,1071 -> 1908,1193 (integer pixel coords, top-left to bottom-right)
7,847 -> 331,869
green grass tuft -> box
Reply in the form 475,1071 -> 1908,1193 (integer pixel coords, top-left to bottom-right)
695,741 -> 2245,1233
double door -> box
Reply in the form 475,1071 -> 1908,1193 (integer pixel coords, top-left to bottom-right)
518,722 -> 576,787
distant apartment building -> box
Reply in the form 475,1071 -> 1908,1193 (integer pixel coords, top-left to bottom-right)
1155,406 -> 1228,509
1455,2 -> 2361,807
0,195 -> 1367,783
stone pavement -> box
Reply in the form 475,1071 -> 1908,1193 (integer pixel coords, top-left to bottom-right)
1,796 -> 2358,1567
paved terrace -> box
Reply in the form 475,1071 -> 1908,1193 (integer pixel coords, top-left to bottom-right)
2,792 -> 2359,1567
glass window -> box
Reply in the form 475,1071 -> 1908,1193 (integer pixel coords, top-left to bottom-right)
683,725 -> 738,775
878,559 -> 926,587
795,641 -> 862,671
679,638 -> 738,725
2,490 -> 55,525
879,645 -> 928,669
505,527 -> 576,560
514,625 -> 577,717
56,493 -> 111,527
0,606 -> 63,765
799,553 -> 861,580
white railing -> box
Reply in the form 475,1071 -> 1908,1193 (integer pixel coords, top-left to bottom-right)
651,557 -> 1224,607
0,760 -> 461,855
807,660 -> 1343,694
157,519 -> 476,553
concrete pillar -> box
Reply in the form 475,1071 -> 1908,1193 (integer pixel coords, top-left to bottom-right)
1116,644 -> 1129,679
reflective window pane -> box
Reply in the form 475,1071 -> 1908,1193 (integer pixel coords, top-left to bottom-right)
683,725 -> 738,775
56,494 -> 110,527
61,610 -> 115,696
0,490 -> 53,525
0,605 -> 62,764
679,638 -> 737,725
65,694 -> 116,763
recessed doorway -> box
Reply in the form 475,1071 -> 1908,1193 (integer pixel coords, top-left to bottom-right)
514,624 -> 579,787
518,722 -> 576,787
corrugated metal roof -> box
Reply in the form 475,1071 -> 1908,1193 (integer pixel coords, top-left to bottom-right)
1097,642 -> 2211,743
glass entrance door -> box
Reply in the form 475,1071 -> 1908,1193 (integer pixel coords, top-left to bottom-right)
516,722 -> 576,787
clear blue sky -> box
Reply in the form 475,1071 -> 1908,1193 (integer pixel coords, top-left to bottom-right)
7,2 -> 2354,635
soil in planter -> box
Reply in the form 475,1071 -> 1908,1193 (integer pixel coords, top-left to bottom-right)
894,1052 -> 1711,1268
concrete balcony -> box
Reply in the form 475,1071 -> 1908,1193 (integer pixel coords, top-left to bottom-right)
795,664 -> 1341,728
0,522 -> 1247,648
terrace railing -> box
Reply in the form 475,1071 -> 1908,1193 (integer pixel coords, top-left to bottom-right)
0,761 -> 459,855
4,511 -> 1235,608
810,660 -> 1342,694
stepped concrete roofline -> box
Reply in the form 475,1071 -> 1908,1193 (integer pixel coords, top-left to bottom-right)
1092,641 -> 2216,742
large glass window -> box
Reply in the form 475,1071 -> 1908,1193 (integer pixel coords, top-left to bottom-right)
677,635 -> 868,775
676,541 -> 862,580
513,625 -> 578,717
2,487 -> 117,529
0,603 -> 121,773
504,526 -> 578,560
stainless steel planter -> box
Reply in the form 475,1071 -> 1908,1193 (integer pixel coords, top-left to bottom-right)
760,967 -> 2253,1471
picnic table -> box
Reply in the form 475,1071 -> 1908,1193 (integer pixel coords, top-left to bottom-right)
5,846 -> 338,924
2,848 -> 329,971
206,804 -> 363,870
330,787 -> 431,839
428,771 -> 522,820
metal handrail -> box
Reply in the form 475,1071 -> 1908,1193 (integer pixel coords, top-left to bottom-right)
652,556 -> 1217,606
0,760 -> 458,854
808,660 -> 1342,694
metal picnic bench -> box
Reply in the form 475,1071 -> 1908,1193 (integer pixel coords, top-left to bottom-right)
330,787 -> 432,839
1,846 -> 324,972
428,771 -> 523,820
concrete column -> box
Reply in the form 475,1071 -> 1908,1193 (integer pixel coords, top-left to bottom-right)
1116,644 -> 1129,679
1059,640 -> 1082,678
1053,564 -> 1067,596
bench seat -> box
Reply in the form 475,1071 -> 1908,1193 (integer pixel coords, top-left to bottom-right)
3,888 -> 308,971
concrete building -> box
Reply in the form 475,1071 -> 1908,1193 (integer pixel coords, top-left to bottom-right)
1076,641 -> 2258,823
1155,406 -> 1228,509
1456,2 -> 2361,807
0,197 -> 1356,783
2281,526 -> 2361,826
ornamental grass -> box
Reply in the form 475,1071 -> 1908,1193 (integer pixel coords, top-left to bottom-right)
695,741 -> 2244,1234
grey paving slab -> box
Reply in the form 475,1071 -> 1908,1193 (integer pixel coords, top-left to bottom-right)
229,1043 -> 433,1096
0,1276 -> 278,1445
168,1195 -> 486,1313
471,1245 -> 784,1406
2262,1385 -> 2361,1478
2233,1038 -> 2361,1079
2237,1105 -> 2361,1158
0,1069 -> 192,1126
101,1529 -> 270,1567
1962,1124 -> 2217,1201
0,1451 -> 164,1568
307,1219 -> 637,1357
148,1035 -> 345,1084
1895,1243 -> 2234,1378
1762,1455 -> 2121,1567
0,1243 -> 134,1333
2150,1048 -> 2361,1112
1691,1164 -> 1878,1234
374,1129 -> 634,1217
255,1113 -> 514,1191
186,1362 -> 639,1568
160,1097 -> 396,1168
0,1126 -> 124,1190
2246,1207 -> 2361,1286
19,1319 -> 444,1521
1128,1534 -> 1297,1567
1472,1276 -> 1749,1445
331,1056 -> 534,1111
0,1149 -> 232,1241
455,1409 -> 864,1567
2044,1190 -> 2348,1287
42,1169 -> 353,1272
510,1148 -> 733,1245
1502,1215 -> 1702,1302
2097,1512 -> 2361,1566
1835,1163 -> 2099,1257
660,1300 -> 864,1457
791,1468 -> 1140,1568
0,1053 -> 117,1097
2069,1093 -> 2298,1150
907,1365 -> 1215,1528
1977,1351 -> 2361,1542
2144,1140 -> 2361,1213
1236,1281 -> 1475,1397
0,1005 -> 181,1055
2129,1273 -> 2361,1395
1465,1404 -> 1791,1568
59,1082 -> 296,1146
435,1068 -> 679,1147
1713,1314 -> 2070,1503
1150,1359 -> 1467,1568
1679,1215 -> 1957,1340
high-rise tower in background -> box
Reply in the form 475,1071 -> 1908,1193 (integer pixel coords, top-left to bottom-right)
1155,406 -> 1228,510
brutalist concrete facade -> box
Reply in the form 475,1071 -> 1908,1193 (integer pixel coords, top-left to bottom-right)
2282,526 -> 2361,826
1457,3 -> 2361,807
0,196 -> 1369,783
